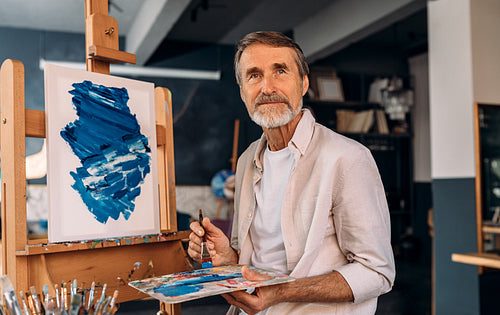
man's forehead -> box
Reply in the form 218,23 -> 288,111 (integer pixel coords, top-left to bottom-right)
240,44 -> 297,68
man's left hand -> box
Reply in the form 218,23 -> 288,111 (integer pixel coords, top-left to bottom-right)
222,266 -> 280,315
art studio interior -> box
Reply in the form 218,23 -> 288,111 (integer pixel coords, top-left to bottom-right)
0,0 -> 499,314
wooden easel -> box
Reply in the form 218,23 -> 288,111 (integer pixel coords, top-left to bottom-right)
0,1 -> 192,314
214,119 -> 239,222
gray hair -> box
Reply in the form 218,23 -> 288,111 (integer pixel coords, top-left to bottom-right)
234,31 -> 309,86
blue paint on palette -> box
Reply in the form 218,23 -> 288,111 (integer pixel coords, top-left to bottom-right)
60,80 -> 151,224
153,272 -> 242,296
154,284 -> 204,297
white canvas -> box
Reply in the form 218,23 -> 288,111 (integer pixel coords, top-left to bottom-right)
45,64 -> 160,242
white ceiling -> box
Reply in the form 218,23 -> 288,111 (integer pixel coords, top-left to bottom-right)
0,0 -> 141,35
0,0 -> 335,65
0,0 -> 427,66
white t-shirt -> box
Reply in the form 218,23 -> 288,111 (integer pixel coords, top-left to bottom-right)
249,145 -> 294,275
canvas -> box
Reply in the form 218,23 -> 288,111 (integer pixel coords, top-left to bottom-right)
45,64 -> 159,242
128,265 -> 295,304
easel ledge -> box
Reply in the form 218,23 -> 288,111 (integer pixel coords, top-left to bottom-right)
18,231 -> 191,256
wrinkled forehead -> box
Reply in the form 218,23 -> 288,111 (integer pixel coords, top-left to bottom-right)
239,44 -> 299,71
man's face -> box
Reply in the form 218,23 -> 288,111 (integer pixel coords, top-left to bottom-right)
238,43 -> 309,129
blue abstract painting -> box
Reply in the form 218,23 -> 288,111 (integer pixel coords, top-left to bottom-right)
45,64 -> 159,242
60,80 -> 151,224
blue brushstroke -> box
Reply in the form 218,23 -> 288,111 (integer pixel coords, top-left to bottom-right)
153,272 -> 242,297
202,261 -> 213,268
60,80 -> 151,224
154,284 -> 204,297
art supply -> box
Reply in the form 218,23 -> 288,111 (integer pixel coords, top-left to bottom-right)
18,291 -> 30,315
129,265 -> 295,304
0,299 -> 6,315
44,296 -> 56,315
80,290 -> 86,314
98,296 -> 111,315
198,209 -> 213,268
68,293 -> 81,315
54,284 -> 60,311
93,284 -> 107,314
72,279 -> 78,298
0,276 -> 22,315
30,286 -> 43,314
61,282 -> 68,314
42,285 -> 49,310
25,293 -> 35,315
103,291 -> 119,315
87,282 -> 95,311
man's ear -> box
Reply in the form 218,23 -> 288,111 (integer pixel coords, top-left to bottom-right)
302,75 -> 310,96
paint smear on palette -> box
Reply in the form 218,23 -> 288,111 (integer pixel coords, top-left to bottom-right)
60,80 -> 151,224
153,272 -> 243,296
129,265 -> 295,303
155,284 -> 203,297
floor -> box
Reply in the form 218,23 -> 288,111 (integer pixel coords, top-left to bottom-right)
119,258 -> 432,315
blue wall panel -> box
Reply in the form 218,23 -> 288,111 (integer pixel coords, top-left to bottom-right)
432,178 -> 479,315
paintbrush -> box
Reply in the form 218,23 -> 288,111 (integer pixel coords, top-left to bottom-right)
19,291 -> 30,315
93,284 -> 106,314
62,282 -> 68,314
68,294 -> 81,315
0,276 -> 22,315
30,286 -> 43,314
87,282 -> 95,312
97,296 -> 111,315
198,209 -> 213,268
71,280 -> 77,299
43,285 -> 49,311
54,284 -> 60,312
0,296 -> 7,315
103,291 -> 118,315
26,292 -> 36,315
45,295 -> 56,315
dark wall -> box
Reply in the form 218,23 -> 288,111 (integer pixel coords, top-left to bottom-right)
432,178 -> 479,314
0,26 -> 262,185
143,44 -> 262,185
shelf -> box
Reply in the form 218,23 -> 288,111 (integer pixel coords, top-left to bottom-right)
305,99 -> 382,110
482,222 -> 500,234
305,93 -> 414,242
452,252 -> 500,269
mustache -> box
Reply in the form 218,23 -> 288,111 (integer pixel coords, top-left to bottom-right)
254,94 -> 290,107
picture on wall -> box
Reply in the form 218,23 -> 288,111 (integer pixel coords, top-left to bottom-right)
45,64 -> 160,242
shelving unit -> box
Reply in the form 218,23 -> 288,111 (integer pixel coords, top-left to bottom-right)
305,99 -> 414,245
452,103 -> 500,271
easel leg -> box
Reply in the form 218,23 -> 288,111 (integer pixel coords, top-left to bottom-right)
159,301 -> 181,315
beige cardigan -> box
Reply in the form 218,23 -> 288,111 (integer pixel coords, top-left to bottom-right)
227,110 -> 395,315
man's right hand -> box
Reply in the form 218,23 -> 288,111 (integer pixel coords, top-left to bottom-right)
188,216 -> 238,266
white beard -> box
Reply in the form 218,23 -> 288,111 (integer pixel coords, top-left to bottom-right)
251,99 -> 302,129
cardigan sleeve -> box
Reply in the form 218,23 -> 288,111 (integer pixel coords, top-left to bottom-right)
332,147 -> 395,303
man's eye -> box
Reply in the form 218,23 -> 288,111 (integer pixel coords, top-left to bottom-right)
249,73 -> 260,79
277,69 -> 286,74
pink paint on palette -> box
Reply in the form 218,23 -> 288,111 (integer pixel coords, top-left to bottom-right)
128,265 -> 294,304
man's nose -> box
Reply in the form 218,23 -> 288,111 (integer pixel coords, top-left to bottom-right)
261,75 -> 277,95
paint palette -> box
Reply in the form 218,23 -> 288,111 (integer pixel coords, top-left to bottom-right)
128,265 -> 294,304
